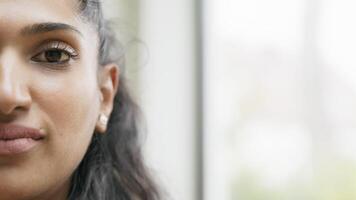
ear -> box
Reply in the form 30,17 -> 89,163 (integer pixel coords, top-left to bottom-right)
95,63 -> 120,133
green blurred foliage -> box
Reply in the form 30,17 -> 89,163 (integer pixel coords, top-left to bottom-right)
232,159 -> 356,200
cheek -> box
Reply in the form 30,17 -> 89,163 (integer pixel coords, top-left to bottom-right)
30,68 -> 100,181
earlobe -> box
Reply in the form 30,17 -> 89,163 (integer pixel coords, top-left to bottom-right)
95,113 -> 109,133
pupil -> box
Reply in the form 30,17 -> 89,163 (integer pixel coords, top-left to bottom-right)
45,50 -> 62,62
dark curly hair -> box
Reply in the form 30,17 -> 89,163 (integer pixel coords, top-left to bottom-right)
67,0 -> 160,199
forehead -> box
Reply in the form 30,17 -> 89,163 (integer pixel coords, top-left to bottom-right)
0,0 -> 82,33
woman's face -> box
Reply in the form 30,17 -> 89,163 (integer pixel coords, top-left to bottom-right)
0,0 -> 118,199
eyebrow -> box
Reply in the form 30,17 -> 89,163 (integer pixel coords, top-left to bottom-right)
20,22 -> 82,37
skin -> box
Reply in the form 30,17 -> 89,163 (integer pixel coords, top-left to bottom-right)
0,0 -> 119,199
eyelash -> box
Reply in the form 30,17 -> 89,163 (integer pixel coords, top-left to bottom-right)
31,41 -> 79,68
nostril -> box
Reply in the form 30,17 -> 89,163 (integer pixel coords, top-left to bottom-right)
0,61 -> 32,116
0,88 -> 32,115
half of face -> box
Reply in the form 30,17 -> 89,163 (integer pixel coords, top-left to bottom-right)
0,0 -> 118,199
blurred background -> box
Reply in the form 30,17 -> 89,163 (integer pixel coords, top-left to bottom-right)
104,0 -> 356,199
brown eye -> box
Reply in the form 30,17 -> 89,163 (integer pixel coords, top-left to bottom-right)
32,49 -> 70,63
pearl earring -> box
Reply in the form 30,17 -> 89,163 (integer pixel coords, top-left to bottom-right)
99,114 -> 108,125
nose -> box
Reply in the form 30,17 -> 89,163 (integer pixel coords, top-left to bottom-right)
0,49 -> 32,115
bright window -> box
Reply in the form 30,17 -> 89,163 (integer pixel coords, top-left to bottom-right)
204,0 -> 356,199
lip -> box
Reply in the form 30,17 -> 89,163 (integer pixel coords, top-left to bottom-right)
0,123 -> 45,155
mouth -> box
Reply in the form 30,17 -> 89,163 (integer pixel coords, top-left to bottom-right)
0,123 -> 45,155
